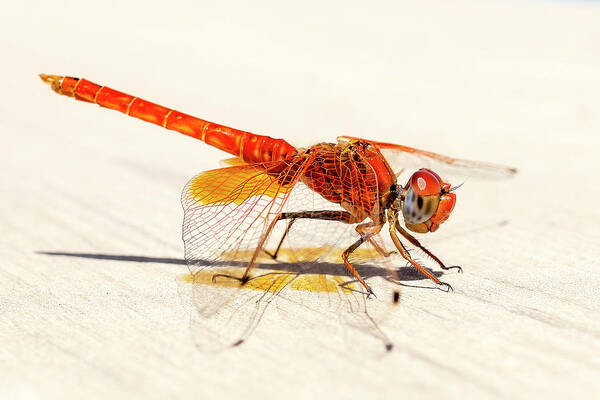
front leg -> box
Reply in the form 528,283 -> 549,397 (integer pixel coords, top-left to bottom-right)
387,211 -> 453,292
394,222 -> 462,273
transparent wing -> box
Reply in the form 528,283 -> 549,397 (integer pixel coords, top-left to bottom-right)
337,136 -> 517,181
182,156 -> 313,350
182,156 -> 318,273
180,256 -> 397,353
181,148 -> 397,351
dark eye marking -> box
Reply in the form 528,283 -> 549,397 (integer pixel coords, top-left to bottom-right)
417,196 -> 423,209
425,200 -> 433,215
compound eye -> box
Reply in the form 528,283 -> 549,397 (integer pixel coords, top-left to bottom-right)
402,169 -> 444,225
402,186 -> 440,224
409,169 -> 442,196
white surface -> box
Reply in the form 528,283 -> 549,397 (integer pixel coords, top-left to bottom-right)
2,1 -> 600,399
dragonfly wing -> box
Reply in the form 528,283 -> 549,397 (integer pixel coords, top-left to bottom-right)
219,157 -> 246,167
337,136 -> 517,180
181,157 -> 313,350
183,267 -> 299,351
181,148 -> 397,350
182,157 -> 309,273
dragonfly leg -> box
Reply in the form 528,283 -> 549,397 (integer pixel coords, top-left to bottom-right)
265,211 -> 392,261
264,218 -> 296,260
356,222 -> 395,258
263,210 -> 360,260
240,213 -> 284,284
241,210 -> 359,282
256,210 -> 377,295
388,211 -> 453,292
211,272 -> 248,284
394,222 -> 462,273
341,233 -> 377,297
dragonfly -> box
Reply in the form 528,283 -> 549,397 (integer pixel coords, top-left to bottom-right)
40,74 -> 515,348
39,73 -> 516,296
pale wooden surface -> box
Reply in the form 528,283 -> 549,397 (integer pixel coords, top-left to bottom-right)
2,1 -> 600,399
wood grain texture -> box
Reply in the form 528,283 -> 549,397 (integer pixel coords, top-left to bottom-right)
2,1 -> 599,399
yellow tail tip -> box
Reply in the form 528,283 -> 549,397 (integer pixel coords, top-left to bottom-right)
39,73 -> 64,93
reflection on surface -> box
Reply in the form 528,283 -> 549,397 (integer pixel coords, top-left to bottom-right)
182,268 -> 350,293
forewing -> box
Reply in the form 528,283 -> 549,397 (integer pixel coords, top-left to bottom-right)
337,136 -> 517,181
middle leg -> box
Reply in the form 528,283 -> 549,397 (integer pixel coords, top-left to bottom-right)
267,211 -> 394,261
261,210 -> 383,294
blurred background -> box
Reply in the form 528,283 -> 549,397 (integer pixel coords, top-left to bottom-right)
1,1 -> 599,399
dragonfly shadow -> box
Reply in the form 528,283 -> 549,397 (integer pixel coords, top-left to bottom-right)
38,250 -> 444,350
36,251 -> 443,282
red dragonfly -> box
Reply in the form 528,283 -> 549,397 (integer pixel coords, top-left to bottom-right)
39,74 -> 516,300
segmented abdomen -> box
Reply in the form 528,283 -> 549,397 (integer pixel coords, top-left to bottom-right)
41,74 -> 298,164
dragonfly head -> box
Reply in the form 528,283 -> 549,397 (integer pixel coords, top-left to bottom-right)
400,169 -> 457,233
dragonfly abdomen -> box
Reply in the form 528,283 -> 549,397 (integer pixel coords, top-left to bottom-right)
39,74 -> 297,164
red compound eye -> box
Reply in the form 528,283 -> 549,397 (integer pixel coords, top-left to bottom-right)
410,169 -> 442,196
